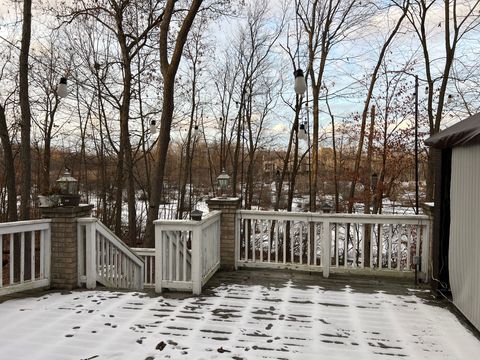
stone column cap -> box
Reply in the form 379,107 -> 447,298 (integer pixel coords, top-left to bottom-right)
39,204 -> 94,217
207,197 -> 241,209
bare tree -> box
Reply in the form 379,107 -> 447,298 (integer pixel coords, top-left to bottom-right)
407,0 -> 480,200
19,0 -> 33,220
347,0 -> 409,213
145,0 -> 204,247
297,0 -> 368,212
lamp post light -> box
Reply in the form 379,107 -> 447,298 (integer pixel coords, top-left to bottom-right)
57,77 -> 68,98
217,169 -> 230,198
321,203 -> 332,214
56,168 -> 80,206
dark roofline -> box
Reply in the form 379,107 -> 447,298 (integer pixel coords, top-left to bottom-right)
425,112 -> 480,149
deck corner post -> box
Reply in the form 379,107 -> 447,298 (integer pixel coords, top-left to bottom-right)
206,197 -> 241,271
192,227 -> 202,295
154,223 -> 163,294
39,205 -> 94,290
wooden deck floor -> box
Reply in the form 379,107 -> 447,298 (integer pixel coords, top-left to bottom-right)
0,269 -> 479,359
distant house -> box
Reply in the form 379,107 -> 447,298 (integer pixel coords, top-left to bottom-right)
426,112 -> 480,331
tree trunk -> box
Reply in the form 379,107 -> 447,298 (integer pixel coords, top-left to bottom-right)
145,75 -> 175,247
0,104 -> 17,221
19,0 -> 32,221
347,6 -> 408,213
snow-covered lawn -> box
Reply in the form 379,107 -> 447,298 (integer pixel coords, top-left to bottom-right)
0,281 -> 478,359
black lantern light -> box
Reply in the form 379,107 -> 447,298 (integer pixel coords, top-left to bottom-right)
56,169 -> 80,206
321,203 -> 333,214
191,209 -> 203,221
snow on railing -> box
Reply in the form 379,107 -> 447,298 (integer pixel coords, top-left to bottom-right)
77,218 -> 144,290
154,211 -> 221,294
0,220 -> 51,296
236,210 -> 431,279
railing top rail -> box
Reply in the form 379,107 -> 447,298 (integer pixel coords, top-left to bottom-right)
237,209 -> 430,224
78,218 -> 144,266
154,210 -> 221,231
131,247 -> 155,256
77,217 -> 97,224
0,219 -> 51,235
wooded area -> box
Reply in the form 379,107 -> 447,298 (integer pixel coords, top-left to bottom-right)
1,0 -> 479,246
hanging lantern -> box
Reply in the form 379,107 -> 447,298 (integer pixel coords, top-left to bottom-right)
294,69 -> 307,95
150,120 -> 157,134
58,77 -> 68,98
298,122 -> 308,141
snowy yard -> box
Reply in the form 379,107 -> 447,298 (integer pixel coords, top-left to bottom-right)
0,272 -> 479,359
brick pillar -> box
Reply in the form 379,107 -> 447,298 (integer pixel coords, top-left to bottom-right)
207,197 -> 241,271
40,205 -> 93,290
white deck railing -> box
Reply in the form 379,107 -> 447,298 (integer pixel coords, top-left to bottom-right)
0,220 -> 51,296
155,211 -> 221,294
77,218 -> 144,290
130,247 -> 155,287
236,210 -> 431,279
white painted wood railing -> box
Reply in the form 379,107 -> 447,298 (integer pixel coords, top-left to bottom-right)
130,248 -> 155,288
155,211 -> 221,294
0,220 -> 51,296
236,210 -> 431,279
77,218 -> 144,290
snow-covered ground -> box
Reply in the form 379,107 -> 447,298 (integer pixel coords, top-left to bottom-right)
0,282 -> 478,359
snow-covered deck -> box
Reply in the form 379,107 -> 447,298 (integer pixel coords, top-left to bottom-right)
0,270 -> 478,359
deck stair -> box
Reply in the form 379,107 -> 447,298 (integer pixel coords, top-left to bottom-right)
77,218 -> 144,290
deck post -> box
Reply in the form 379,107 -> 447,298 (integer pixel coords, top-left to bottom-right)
207,197 -> 241,271
322,220 -> 331,278
40,205 -> 93,290
191,226 -> 202,295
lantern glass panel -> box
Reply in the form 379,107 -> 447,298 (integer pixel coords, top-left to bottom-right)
56,171 -> 79,195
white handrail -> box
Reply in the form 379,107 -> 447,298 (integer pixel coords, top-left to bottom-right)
77,218 -> 144,290
155,211 -> 221,294
131,248 -> 155,287
236,210 -> 431,279
0,219 -> 51,235
0,220 -> 51,296
237,209 -> 430,224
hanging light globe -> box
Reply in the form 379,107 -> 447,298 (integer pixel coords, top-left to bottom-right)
58,77 -> 68,98
294,69 -> 307,95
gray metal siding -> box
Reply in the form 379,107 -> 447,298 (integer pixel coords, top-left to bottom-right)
450,144 -> 480,331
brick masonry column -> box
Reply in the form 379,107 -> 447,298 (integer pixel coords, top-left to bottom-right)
40,205 -> 93,290
207,197 -> 241,271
